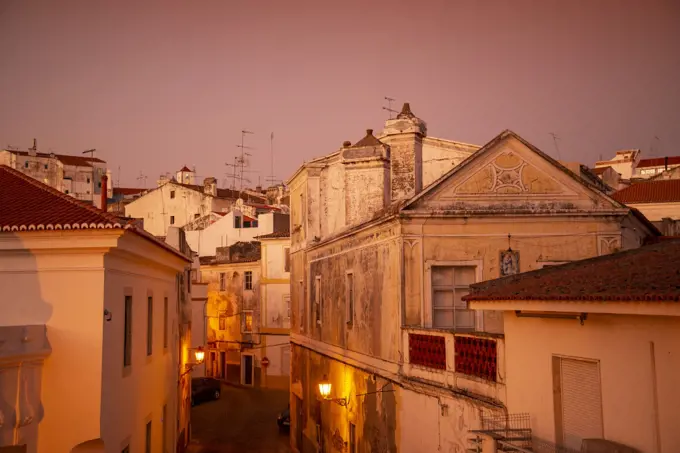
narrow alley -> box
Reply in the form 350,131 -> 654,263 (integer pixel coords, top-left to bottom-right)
188,384 -> 291,453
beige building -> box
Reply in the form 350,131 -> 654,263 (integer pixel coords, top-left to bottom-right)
124,167 -> 267,237
467,239 -> 680,453
201,243 -> 262,386
286,104 -> 658,453
0,165 -> 195,453
0,139 -> 112,209
254,231 -> 292,390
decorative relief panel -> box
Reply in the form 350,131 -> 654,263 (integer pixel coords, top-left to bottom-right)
454,151 -> 564,195
598,236 -> 621,256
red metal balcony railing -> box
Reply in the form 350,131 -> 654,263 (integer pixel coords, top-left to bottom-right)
454,336 -> 497,381
409,333 -> 446,370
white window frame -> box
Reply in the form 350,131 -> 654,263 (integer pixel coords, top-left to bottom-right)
244,271 -> 253,291
345,270 -> 354,327
424,260 -> 483,331
283,294 -> 291,326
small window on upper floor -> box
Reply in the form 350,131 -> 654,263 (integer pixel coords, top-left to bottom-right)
87,177 -> 91,183
98,182 -> 102,188
244,271 -> 253,290
24,161 -> 29,168
432,265 -> 476,329
170,190 -> 176,199
170,216 -> 175,225
234,216 -> 241,229
244,220 -> 251,228
44,164 -> 48,169
252,220 -> 258,228
219,272 -> 226,291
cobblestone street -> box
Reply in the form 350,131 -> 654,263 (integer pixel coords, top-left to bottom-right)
188,384 -> 291,453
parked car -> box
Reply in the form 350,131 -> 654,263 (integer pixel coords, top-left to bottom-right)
277,405 -> 290,431
191,377 -> 221,406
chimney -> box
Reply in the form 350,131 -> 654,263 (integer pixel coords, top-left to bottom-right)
28,138 -> 37,157
101,174 -> 108,212
203,177 -> 217,196
665,156 -> 668,171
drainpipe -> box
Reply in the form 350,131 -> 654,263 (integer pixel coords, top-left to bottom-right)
101,174 -> 108,211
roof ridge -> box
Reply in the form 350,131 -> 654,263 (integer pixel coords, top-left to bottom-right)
0,164 -> 127,225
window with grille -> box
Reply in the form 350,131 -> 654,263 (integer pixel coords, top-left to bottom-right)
170,190 -> 175,199
431,266 -> 476,329
244,271 -> 253,290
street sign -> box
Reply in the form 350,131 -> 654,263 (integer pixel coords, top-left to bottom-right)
261,357 -> 270,367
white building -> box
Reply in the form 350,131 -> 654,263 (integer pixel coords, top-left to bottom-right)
594,149 -> 680,181
0,139 -> 112,209
124,167 -> 267,238
185,201 -> 289,256
0,165 -> 194,453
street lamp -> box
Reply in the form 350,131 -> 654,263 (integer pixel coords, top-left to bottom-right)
318,374 -> 347,406
194,346 -> 205,363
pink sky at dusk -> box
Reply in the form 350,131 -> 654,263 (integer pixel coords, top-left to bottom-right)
1,0 -> 678,188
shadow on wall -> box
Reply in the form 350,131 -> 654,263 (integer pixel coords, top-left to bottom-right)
0,234 -> 54,451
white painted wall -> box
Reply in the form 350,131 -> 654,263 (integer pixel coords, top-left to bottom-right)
0,230 -> 189,453
185,211 -> 278,257
125,182 -> 233,237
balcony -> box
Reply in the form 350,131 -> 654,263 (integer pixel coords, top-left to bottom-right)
402,327 -> 505,403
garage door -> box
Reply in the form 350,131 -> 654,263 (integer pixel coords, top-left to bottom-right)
556,357 -> 604,450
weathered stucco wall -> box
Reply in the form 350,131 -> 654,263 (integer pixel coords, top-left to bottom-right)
421,137 -> 478,188
306,221 -> 401,363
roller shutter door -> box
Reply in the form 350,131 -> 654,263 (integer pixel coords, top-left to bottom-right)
559,357 -> 604,450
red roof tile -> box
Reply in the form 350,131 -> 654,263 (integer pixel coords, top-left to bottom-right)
612,180 -> 680,204
0,165 -> 190,261
254,230 -> 291,239
0,165 -> 125,230
465,240 -> 680,302
113,187 -> 147,196
637,156 -> 680,168
6,150 -> 105,166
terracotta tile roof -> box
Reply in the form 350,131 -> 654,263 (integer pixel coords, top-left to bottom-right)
465,240 -> 680,302
0,165 -> 125,230
113,187 -> 146,196
0,165 -> 190,261
174,182 -> 266,203
6,149 -> 106,167
254,230 -> 291,239
612,180 -> 680,204
352,129 -> 383,148
637,156 -> 680,168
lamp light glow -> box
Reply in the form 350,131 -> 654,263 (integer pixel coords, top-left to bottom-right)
318,375 -> 332,399
194,346 -> 205,363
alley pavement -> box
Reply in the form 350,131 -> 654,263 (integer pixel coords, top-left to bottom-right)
188,383 -> 291,453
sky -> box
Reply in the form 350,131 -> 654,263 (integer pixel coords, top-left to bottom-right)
1,0 -> 679,188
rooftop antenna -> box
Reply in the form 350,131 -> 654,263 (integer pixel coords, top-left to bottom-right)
117,166 -> 121,188
548,133 -> 562,160
265,132 -> 277,187
136,171 -> 148,189
236,129 -> 254,191
225,158 -> 239,190
649,135 -> 661,157
382,96 -> 398,119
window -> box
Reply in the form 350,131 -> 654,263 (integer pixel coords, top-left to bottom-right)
65,190 -> 69,194
315,276 -> 322,325
284,295 -> 291,324
243,311 -> 253,333
194,213 -> 200,219
170,216 -> 175,225
170,190 -> 176,199
44,164 -> 48,169
163,297 -> 169,349
244,220 -> 251,228
284,248 -> 291,272
145,420 -> 152,453
124,295 -> 133,367
98,181 -> 102,188
346,272 -> 354,326
244,271 -> 253,290
431,266 -> 476,329
24,161 -> 29,168
147,296 -> 153,356
219,272 -> 226,291
349,422 -> 357,453
87,177 -> 90,183
219,315 -> 226,330
252,220 -> 258,228
234,216 -> 241,228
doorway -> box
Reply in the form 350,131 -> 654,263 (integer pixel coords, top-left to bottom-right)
242,354 -> 254,386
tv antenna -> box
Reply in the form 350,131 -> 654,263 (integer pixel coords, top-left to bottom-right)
225,157 -> 240,190
549,133 -> 562,160
236,129 -> 254,191
382,96 -> 398,119
136,171 -> 148,188
265,132 -> 278,187
649,135 -> 661,157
